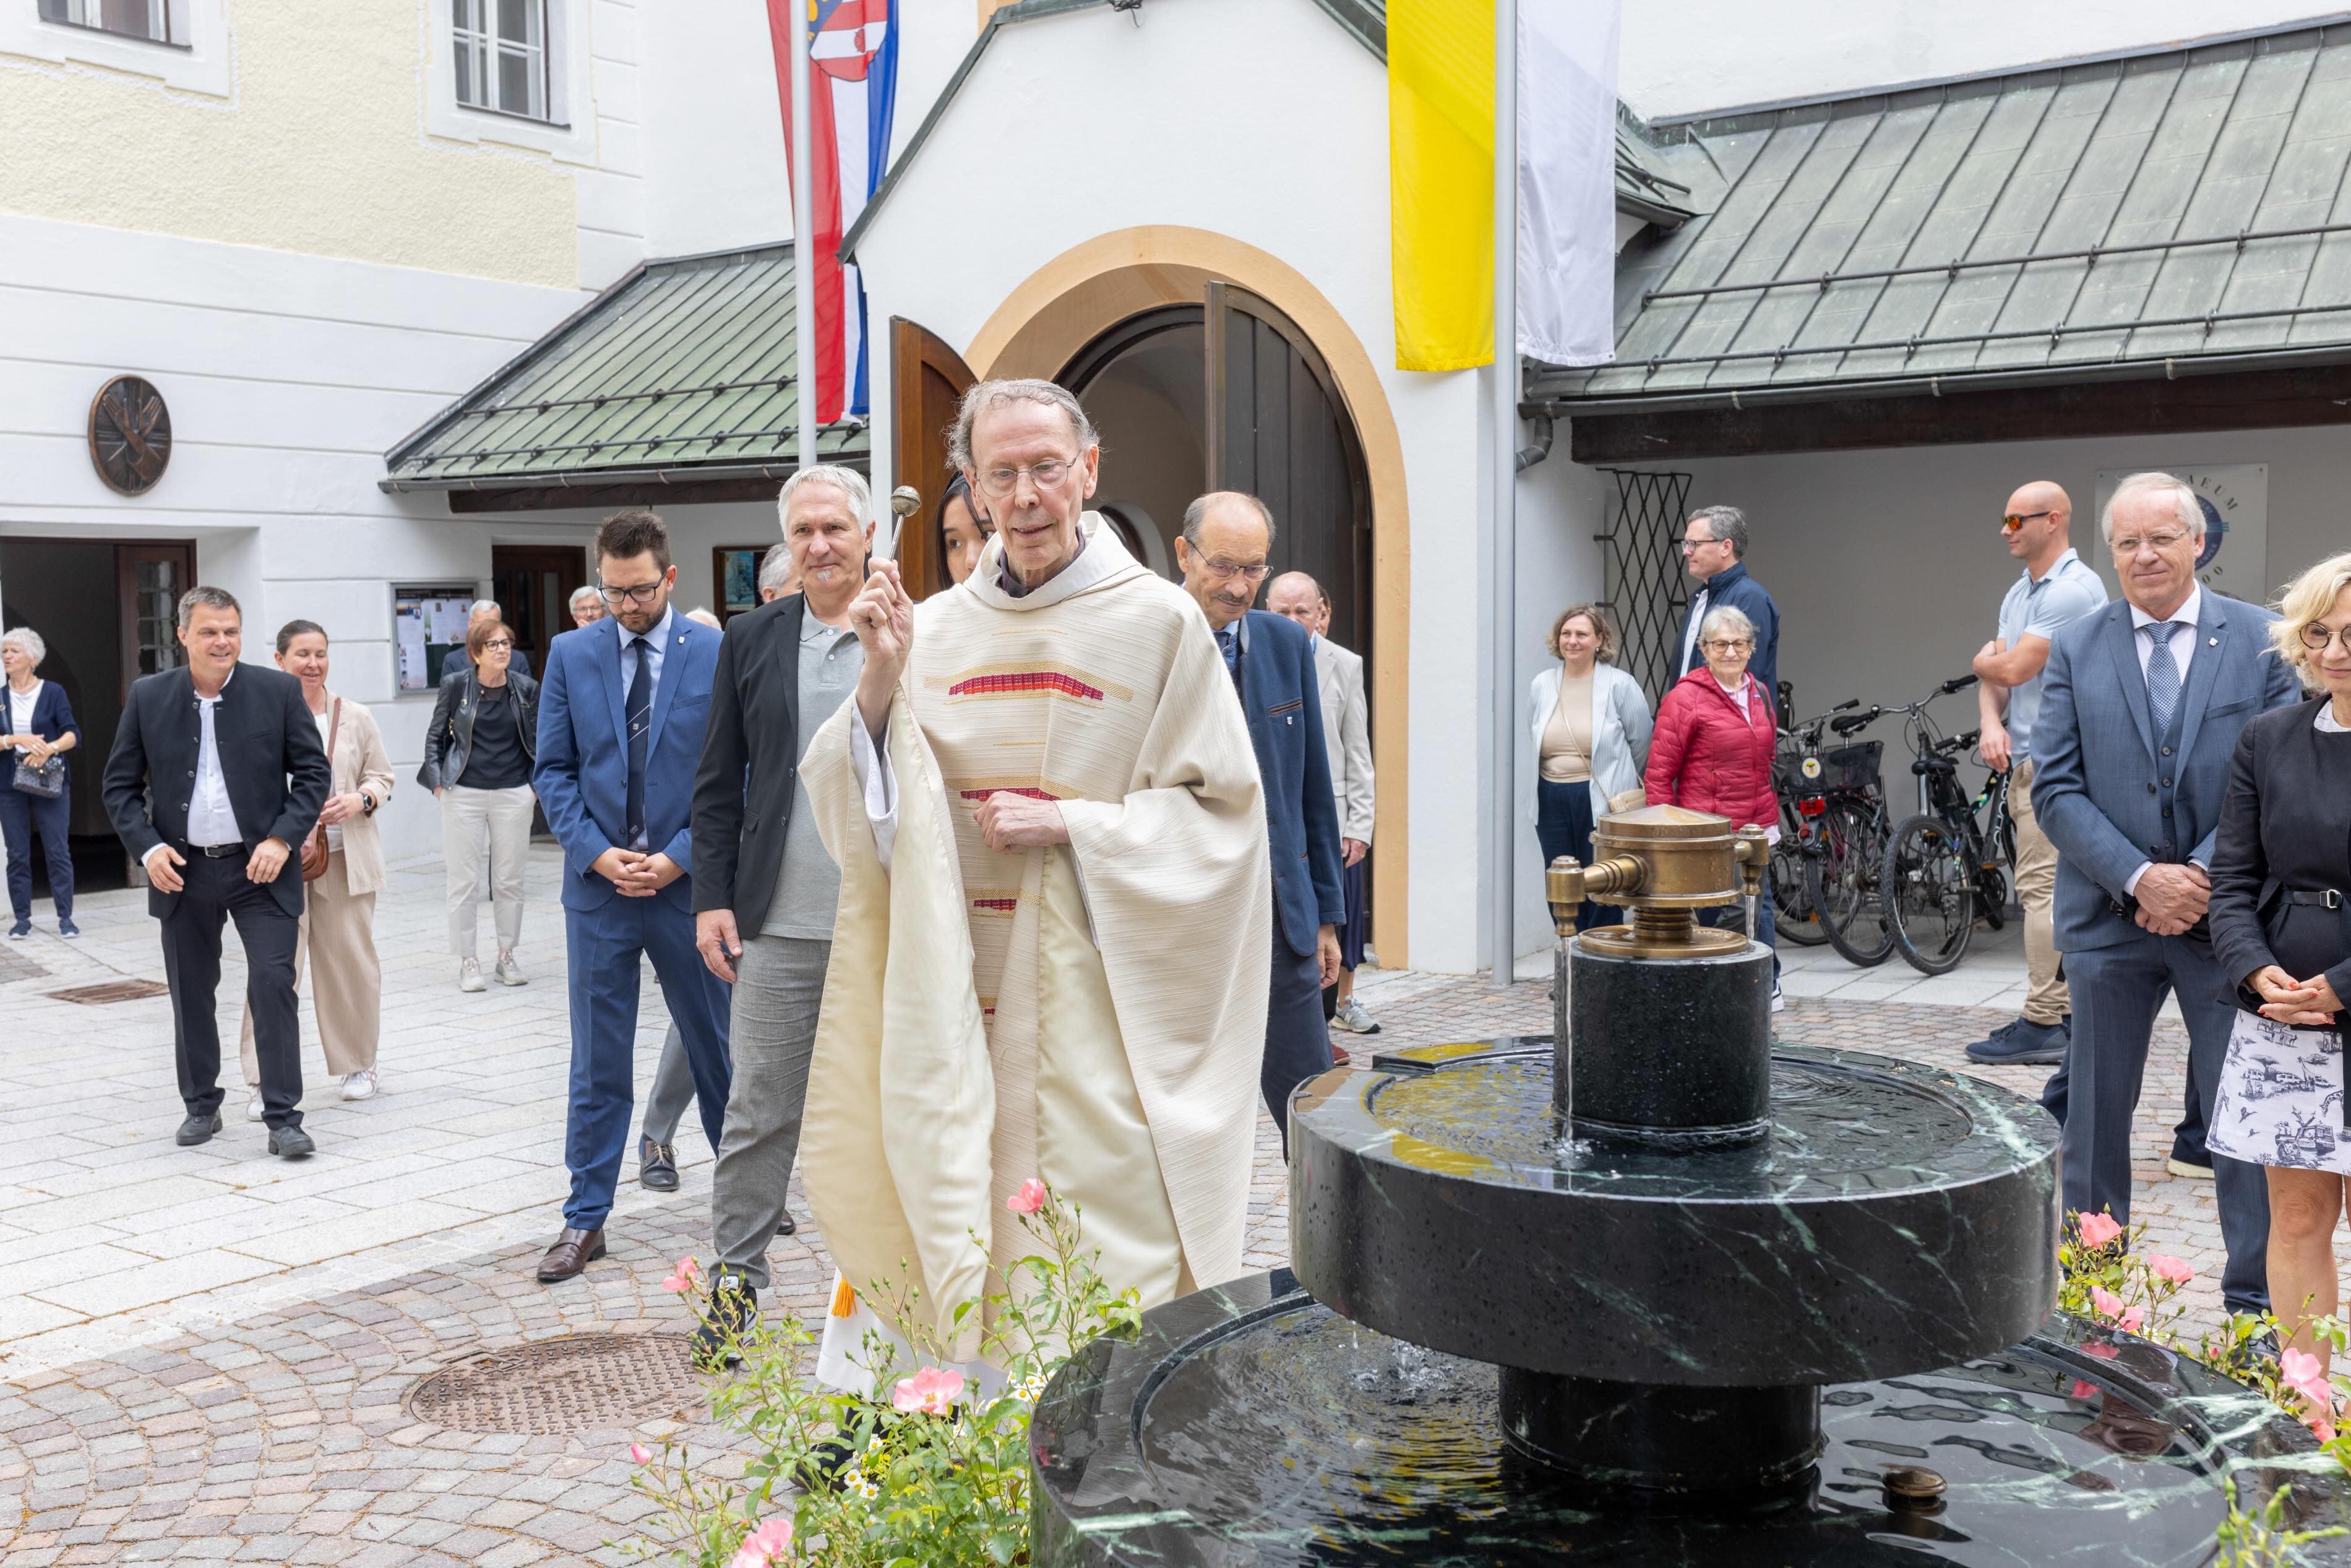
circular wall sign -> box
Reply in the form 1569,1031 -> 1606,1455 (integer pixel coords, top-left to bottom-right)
89,375 -> 171,495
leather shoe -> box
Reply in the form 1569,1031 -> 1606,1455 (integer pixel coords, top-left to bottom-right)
639,1135 -> 679,1192
1965,1017 -> 2068,1066
267,1125 -> 316,1159
692,1274 -> 759,1369
776,1212 -> 796,1236
175,1111 -> 223,1146
537,1227 -> 606,1283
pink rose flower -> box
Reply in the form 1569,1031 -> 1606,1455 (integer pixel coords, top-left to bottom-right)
2282,1348 -> 2332,1407
893,1365 -> 966,1415
2147,1254 -> 2194,1285
728,1515 -> 794,1567
630,1442 -> 653,1465
2090,1287 -> 2127,1324
2118,1304 -> 2144,1334
661,1256 -> 703,1294
1006,1178 -> 1049,1215
2076,1213 -> 2125,1249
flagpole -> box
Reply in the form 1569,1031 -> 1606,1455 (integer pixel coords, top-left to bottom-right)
788,0 -> 819,474
1487,0 -> 1519,987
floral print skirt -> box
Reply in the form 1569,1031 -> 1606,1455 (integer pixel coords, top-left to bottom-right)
2208,1010 -> 2350,1173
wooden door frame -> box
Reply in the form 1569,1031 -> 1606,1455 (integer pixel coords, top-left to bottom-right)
112,541 -> 197,700
891,317 -> 978,599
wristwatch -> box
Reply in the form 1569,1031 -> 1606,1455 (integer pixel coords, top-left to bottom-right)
361,793 -> 377,817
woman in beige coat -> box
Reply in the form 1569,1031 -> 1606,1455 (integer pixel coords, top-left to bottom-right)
239,620 -> 395,1113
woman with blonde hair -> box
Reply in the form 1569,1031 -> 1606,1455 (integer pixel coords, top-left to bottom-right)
2205,551 -> 2351,1387
1526,604 -> 1653,930
420,615 -> 539,992
238,621 -> 395,1109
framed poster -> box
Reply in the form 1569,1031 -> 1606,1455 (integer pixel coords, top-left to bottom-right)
2091,466 -> 2269,604
393,584 -> 480,693
715,547 -> 767,623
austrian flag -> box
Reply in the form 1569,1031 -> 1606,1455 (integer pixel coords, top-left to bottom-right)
765,0 -> 900,426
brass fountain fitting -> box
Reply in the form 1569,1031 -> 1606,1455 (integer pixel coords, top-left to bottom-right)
1547,805 -> 1772,959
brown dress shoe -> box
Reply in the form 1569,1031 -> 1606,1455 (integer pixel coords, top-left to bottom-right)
536,1227 -> 606,1283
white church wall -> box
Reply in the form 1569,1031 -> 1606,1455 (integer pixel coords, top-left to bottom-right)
637,3 -> 793,260
1622,0 -> 2332,121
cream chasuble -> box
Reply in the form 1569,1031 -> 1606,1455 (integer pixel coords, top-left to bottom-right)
799,514 -> 1270,1373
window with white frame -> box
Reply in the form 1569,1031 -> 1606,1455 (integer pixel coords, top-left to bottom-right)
452,0 -> 551,122
37,0 -> 177,45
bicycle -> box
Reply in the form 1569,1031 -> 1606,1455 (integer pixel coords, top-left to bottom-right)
1880,678 -> 2017,975
1795,705 -> 1897,968
1771,695 -> 1858,949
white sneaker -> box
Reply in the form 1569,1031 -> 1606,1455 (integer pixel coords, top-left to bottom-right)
1332,997 -> 1382,1035
493,950 -> 528,987
342,1068 -> 377,1102
244,1088 -> 265,1122
459,958 -> 486,993
1771,980 -> 1786,1014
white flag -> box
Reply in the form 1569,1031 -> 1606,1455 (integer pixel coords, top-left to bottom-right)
1518,0 -> 1622,367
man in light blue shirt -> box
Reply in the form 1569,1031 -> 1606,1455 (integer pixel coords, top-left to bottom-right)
1965,481 -> 2107,1068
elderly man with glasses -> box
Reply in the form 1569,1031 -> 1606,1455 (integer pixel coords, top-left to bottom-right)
1672,505 -> 1779,707
1964,482 -> 2108,1070
2031,471 -> 2302,1320
794,378 -> 1270,1392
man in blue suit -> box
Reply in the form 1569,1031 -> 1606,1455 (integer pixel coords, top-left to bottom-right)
531,510 -> 733,1283
2032,471 -> 2301,1316
1179,492 -> 1346,1148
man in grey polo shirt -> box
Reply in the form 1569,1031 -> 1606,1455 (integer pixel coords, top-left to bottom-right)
1966,480 -> 2107,1067
684,463 -> 872,1363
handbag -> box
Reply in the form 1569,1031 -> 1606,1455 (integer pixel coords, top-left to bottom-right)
299,700 -> 342,883
11,752 -> 64,800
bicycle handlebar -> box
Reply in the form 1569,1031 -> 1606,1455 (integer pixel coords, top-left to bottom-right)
1829,709 -> 1879,735
1940,674 -> 1980,695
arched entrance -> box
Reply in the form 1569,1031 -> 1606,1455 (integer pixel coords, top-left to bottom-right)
1057,287 -> 1374,663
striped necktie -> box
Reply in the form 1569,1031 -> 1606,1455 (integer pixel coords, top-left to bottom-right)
624,635 -> 652,847
2142,622 -> 2181,736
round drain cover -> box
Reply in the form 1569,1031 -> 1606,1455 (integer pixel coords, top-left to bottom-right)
407,1334 -> 700,1434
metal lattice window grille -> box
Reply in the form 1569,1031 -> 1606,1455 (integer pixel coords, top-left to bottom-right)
453,0 -> 549,122
1595,469 -> 1693,708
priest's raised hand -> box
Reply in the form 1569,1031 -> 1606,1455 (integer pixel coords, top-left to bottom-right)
848,557 -> 913,737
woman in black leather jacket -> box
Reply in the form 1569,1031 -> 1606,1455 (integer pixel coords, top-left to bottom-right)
418,619 -> 540,993
2203,550 -> 2351,1386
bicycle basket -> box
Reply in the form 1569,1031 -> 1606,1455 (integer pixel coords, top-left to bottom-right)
1816,740 -> 1883,792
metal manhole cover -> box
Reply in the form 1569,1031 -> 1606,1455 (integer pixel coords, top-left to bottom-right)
48,979 -> 167,1005
406,1334 -> 702,1434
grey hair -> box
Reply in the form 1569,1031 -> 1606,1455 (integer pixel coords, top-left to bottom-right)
176,586 -> 240,631
1687,505 -> 1750,559
778,463 -> 872,528
567,585 -> 602,612
2101,471 -> 2205,542
757,541 -> 794,593
1,627 -> 45,668
1180,491 -> 1278,550
468,599 -> 500,618
1698,604 -> 1758,646
949,378 -> 1099,473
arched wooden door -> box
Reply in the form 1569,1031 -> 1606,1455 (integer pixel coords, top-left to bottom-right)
890,316 -> 976,599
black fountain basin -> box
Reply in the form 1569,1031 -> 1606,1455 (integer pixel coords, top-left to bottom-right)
1028,1271 -> 2351,1566
1288,1040 -> 2060,1386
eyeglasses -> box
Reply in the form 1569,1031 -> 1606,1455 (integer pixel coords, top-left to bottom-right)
976,458 -> 1077,500
2001,509 -> 2057,532
1678,535 -> 1723,555
600,580 -> 667,606
1701,638 -> 1754,653
2302,622 -> 2351,652
479,638 -> 512,652
2110,531 -> 2193,557
1200,557 -> 1272,583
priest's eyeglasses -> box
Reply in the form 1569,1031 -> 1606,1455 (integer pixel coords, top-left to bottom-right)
976,458 -> 1077,499
2302,620 -> 2351,652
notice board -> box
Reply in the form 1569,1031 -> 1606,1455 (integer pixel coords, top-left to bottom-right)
393,585 -> 479,693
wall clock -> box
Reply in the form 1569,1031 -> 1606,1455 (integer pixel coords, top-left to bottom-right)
89,375 -> 171,495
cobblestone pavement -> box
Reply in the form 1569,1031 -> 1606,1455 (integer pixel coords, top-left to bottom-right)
0,857 -> 2243,1562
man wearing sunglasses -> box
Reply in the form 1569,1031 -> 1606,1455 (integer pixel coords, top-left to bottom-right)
1965,482 -> 2107,1069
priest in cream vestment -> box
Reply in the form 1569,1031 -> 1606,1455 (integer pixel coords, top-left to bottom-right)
799,380 -> 1270,1381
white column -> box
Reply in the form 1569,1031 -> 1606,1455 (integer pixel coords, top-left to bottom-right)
788,1 -> 819,473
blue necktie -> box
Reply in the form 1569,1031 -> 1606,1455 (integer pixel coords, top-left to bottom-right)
2143,622 -> 2181,737
624,635 -> 652,848
1217,625 -> 1241,693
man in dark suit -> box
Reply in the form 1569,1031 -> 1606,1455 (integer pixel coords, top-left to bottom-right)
102,586 -> 330,1156
2032,471 -> 2303,1316
1672,505 -> 1779,704
1178,492 -> 1346,1146
681,465 -> 874,1360
533,510 -> 733,1283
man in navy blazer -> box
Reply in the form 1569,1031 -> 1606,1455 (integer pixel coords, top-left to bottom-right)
1179,493 -> 1346,1147
531,510 -> 733,1283
2031,472 -> 2302,1316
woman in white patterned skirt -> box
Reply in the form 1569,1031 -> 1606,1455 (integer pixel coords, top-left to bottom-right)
2206,551 -> 2351,1373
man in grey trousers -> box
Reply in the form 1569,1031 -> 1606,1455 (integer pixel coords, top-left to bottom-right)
685,464 -> 874,1361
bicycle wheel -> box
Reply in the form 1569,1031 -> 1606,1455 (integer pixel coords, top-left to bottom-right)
1772,807 -> 1828,946
1807,797 -> 1894,967
1885,813 -> 1975,975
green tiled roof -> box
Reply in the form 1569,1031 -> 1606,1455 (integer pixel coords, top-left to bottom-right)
1532,19 -> 2351,408
383,243 -> 867,493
